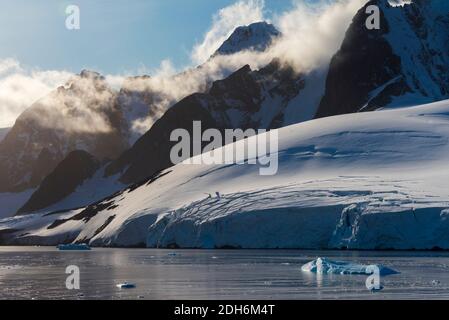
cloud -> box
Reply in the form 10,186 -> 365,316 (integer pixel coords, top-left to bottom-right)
268,0 -> 368,72
23,76 -> 117,135
0,59 -> 73,128
191,0 -> 265,65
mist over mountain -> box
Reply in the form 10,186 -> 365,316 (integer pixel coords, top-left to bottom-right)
0,70 -> 128,193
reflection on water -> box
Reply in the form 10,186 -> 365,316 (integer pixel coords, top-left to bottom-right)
1,246 -> 449,300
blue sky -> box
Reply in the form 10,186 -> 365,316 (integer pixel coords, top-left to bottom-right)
0,0 -> 294,74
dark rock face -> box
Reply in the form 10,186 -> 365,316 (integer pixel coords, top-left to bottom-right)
17,150 -> 100,214
316,0 -> 404,118
316,0 -> 449,118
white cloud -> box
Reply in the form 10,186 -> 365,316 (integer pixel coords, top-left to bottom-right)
0,59 -> 73,128
191,0 -> 265,65
268,0 -> 368,72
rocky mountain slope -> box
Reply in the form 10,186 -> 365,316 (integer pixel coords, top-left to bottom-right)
17,150 -> 101,214
317,0 -> 449,117
105,61 -> 304,184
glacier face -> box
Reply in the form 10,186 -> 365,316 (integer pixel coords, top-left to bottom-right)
3,99 -> 449,249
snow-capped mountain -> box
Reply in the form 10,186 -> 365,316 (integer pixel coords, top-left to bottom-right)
0,128 -> 10,143
213,21 -> 280,57
16,150 -> 101,214
317,0 -> 449,117
3,98 -> 449,249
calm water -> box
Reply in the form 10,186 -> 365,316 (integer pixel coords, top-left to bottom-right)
1,247 -> 449,300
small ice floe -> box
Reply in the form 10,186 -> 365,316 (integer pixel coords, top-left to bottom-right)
116,282 -> 136,289
57,243 -> 91,251
301,257 -> 398,275
431,280 -> 441,286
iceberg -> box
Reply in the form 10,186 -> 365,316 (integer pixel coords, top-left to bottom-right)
57,243 -> 91,251
301,258 -> 398,276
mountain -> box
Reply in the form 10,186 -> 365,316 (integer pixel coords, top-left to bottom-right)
317,0 -> 449,118
214,22 -> 281,57
104,61 -> 305,185
3,0 -> 449,248
0,23 -> 288,216
17,150 -> 101,214
3,98 -> 449,249
0,70 -> 128,193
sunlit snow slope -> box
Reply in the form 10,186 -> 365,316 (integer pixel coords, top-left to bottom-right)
2,100 -> 449,249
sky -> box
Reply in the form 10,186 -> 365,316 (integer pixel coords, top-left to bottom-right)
0,0 -> 294,74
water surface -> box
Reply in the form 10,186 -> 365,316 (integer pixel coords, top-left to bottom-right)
1,247 -> 449,300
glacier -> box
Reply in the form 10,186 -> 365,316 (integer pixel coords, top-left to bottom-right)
2,99 -> 449,249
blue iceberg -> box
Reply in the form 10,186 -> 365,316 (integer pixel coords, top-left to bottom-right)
57,243 -> 91,251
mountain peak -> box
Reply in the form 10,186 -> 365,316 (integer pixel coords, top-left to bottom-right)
214,21 -> 280,57
79,69 -> 104,80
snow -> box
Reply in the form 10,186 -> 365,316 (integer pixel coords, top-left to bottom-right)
301,258 -> 398,275
3,99 -> 449,249
30,166 -> 125,215
382,1 -> 449,106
